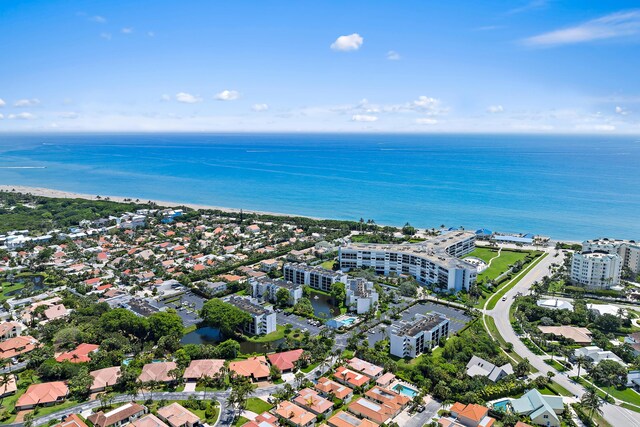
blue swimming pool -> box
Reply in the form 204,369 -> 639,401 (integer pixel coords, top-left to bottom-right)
493,399 -> 511,412
393,384 -> 419,397
342,317 -> 357,325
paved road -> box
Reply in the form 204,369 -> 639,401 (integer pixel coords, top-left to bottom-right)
0,361 -> 26,374
487,247 -> 640,426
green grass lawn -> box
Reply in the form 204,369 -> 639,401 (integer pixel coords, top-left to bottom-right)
0,282 -> 26,302
321,260 -> 336,270
484,315 -> 525,364
234,416 -> 250,427
573,377 -> 640,411
301,361 -> 320,373
246,325 -> 286,343
545,359 -> 568,372
465,248 -> 529,281
485,252 -> 546,310
244,397 -> 273,414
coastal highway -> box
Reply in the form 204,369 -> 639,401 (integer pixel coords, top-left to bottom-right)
487,246 -> 640,426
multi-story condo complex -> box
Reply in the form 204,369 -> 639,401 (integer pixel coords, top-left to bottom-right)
389,313 -> 449,358
582,238 -> 640,274
338,231 -> 477,292
250,277 -> 303,305
345,277 -> 379,314
224,296 -> 276,335
283,263 -> 348,292
570,251 -> 622,289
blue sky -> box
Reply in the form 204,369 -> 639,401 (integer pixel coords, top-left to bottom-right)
1,0 -> 639,133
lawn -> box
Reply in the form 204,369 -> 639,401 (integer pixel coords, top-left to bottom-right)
320,260 -> 336,270
545,359 -> 568,372
244,397 -> 273,414
0,282 -> 26,302
245,325 -> 286,343
301,361 -> 320,373
465,248 -> 529,282
234,416 -> 250,427
484,315 -> 525,364
485,252 -> 546,310
573,377 -> 640,411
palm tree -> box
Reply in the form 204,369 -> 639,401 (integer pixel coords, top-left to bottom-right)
575,354 -> 589,378
0,373 -> 12,408
580,385 -> 603,419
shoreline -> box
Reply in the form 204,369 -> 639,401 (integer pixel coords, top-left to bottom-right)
0,184 -> 322,220
0,184 -> 582,244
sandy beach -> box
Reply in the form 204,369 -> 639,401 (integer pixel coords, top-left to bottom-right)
0,185 -> 319,220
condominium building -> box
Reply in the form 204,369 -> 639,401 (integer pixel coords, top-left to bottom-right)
582,238 -> 640,274
345,278 -> 378,314
250,277 -> 303,305
338,231 -> 477,292
283,263 -> 347,292
389,313 -> 449,358
570,251 -> 622,289
224,296 -> 276,335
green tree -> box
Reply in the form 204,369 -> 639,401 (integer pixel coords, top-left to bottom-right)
293,297 -> 314,317
591,359 -> 627,398
580,385 -> 603,419
68,367 -> 94,400
200,299 -> 252,337
275,288 -> 291,308
148,310 -> 184,341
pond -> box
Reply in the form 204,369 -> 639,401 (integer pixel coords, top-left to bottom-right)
310,292 -> 340,319
181,326 -> 285,354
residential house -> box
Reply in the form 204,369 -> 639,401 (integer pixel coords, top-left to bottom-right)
274,401 -> 316,427
138,361 -> 177,383
53,414 -> 89,427
327,411 -> 378,427
347,397 -> 398,425
183,359 -> 225,382
315,377 -> 354,402
537,326 -> 592,345
376,372 -> 396,388
334,366 -> 371,389
90,366 -> 122,393
157,402 -> 200,427
364,386 -> 411,412
267,349 -> 304,373
0,374 -> 17,398
88,403 -> 147,427
240,412 -> 279,427
56,343 -> 100,363
449,402 -> 496,427
130,414 -> 169,427
294,388 -> 334,418
625,332 -> 640,355
573,346 -> 625,366
511,389 -> 564,427
0,321 -> 26,340
466,356 -> 513,382
229,356 -> 270,382
0,335 -> 38,359
347,358 -> 383,379
16,381 -> 69,410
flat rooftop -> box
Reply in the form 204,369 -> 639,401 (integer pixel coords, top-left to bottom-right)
395,313 -> 448,337
226,296 -> 270,316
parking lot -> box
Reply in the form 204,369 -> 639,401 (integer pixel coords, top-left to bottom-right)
157,291 -> 206,327
275,311 -> 322,335
366,300 -> 472,347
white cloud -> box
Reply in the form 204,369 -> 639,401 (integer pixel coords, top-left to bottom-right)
523,10 -> 640,47
386,50 -> 400,60
0,114 -> 4,119
0,98 -> 5,107
58,112 -> 79,119
351,114 -> 378,122
175,92 -> 202,104
14,98 -> 40,107
412,96 -> 442,114
330,33 -> 363,51
122,27 -> 133,34
9,112 -> 37,120
576,124 -> 616,131
416,118 -> 438,125
487,105 -> 505,113
215,90 -> 240,101
100,32 -> 112,40
90,15 -> 107,23
615,106 -> 630,115
252,103 -> 269,112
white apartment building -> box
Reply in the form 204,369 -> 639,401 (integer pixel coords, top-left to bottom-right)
225,296 -> 276,336
250,277 -> 303,305
345,278 -> 378,314
389,313 -> 449,358
570,251 -> 622,289
283,263 -> 348,292
338,231 -> 477,292
583,238 -> 640,274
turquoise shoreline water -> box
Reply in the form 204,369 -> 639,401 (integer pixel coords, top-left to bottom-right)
1,133 -> 639,240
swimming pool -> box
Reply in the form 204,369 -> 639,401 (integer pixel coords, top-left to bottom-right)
492,399 -> 511,412
341,317 -> 357,325
393,384 -> 419,398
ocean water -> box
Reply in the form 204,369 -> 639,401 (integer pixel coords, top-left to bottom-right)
0,133 -> 639,240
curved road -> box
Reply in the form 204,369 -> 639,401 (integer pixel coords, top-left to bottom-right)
487,246 -> 640,426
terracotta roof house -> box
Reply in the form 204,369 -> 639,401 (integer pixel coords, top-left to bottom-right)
347,397 -> 397,425
229,356 -> 270,382
327,411 -> 379,427
130,414 -> 169,427
53,414 -> 89,427
16,381 -> 69,410
334,366 -> 371,388
274,401 -> 316,427
0,374 -> 17,398
56,343 -> 100,363
138,362 -> 177,383
347,358 -> 383,379
376,372 -> 396,387
44,304 -> 69,321
315,377 -> 353,402
449,402 -> 496,427
514,423 -> 534,427
0,321 -> 26,340
90,366 -> 122,392
267,349 -> 304,372
240,412 -> 278,427
0,335 -> 38,359
364,386 -> 411,411
294,388 -> 334,417
538,326 -> 592,345
88,403 -> 147,427
183,359 -> 225,382
157,402 -> 200,427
